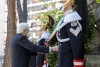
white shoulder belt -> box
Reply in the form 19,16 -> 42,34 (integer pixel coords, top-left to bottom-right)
56,11 -> 82,42
56,33 -> 70,42
56,11 -> 82,31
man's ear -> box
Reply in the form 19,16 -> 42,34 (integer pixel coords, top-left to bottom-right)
23,30 -> 26,33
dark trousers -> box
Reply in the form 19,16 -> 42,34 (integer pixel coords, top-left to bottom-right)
36,54 -> 45,67
30,55 -> 36,67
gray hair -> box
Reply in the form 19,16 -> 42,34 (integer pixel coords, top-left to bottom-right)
17,23 -> 29,34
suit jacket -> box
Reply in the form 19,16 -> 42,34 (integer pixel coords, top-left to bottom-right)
11,34 -> 49,67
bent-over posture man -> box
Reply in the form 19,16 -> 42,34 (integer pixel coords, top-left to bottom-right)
11,23 -> 58,67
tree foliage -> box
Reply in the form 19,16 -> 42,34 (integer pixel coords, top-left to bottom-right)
84,8 -> 95,54
96,0 -> 100,3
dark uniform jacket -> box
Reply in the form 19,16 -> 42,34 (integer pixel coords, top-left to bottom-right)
30,52 -> 37,67
11,34 -> 49,67
36,39 -> 46,66
56,10 -> 84,67
36,31 -> 50,67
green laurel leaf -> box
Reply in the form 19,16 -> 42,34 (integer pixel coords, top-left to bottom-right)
96,0 -> 100,3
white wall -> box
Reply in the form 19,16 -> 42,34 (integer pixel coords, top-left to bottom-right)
0,0 -> 5,56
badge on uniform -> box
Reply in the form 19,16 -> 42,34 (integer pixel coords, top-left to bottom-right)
71,22 -> 77,27
69,26 -> 81,37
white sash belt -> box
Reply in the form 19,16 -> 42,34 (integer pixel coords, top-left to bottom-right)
56,33 -> 70,42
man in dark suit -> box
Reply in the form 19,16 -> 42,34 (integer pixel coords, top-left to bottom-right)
11,23 -> 58,67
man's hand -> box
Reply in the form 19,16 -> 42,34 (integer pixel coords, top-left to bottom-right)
51,46 -> 58,51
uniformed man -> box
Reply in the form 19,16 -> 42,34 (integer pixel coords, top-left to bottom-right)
55,0 -> 87,67
36,23 -> 50,67
36,15 -> 54,67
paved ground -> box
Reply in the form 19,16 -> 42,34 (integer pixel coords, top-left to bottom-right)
85,55 -> 100,67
